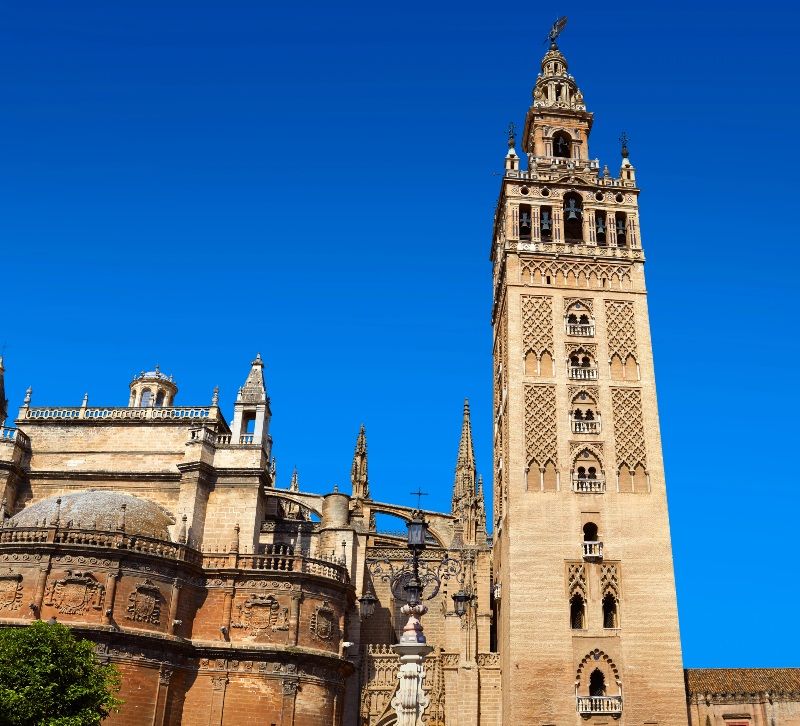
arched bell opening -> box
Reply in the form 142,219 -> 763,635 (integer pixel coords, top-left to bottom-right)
563,192 -> 584,242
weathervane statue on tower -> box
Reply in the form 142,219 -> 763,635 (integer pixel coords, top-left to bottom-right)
548,16 -> 568,49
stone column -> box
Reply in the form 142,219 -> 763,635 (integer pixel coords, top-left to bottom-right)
281,679 -> 299,726
392,601 -> 433,726
103,570 -> 119,625
289,591 -> 302,646
208,675 -> 228,726
168,578 -> 182,635
152,667 -> 173,726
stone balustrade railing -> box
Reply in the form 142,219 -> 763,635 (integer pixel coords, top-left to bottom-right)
582,541 -> 603,560
571,419 -> 601,434
212,433 -> 258,446
569,367 -> 598,380
0,525 -> 203,565
566,324 -> 595,337
202,551 -> 349,584
576,696 -> 622,715
573,478 -> 606,494
516,241 -> 642,261
0,427 -> 30,448
21,406 -> 213,422
0,524 -> 349,584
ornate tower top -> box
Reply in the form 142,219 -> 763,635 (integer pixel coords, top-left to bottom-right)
128,365 -> 178,408
237,353 -> 267,404
350,424 -> 369,500
230,353 -> 272,456
522,22 -> 593,161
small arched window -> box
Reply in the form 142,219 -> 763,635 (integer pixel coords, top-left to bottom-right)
589,669 -> 606,697
563,192 -> 584,242
154,390 -> 165,407
553,131 -> 571,158
570,594 -> 585,629
603,594 -> 618,628
615,213 -> 627,246
595,211 -> 607,246
583,522 -> 598,542
140,388 -> 152,407
540,205 -> 553,240
519,204 -> 532,241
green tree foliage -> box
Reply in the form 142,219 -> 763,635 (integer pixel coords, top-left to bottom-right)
0,621 -> 121,726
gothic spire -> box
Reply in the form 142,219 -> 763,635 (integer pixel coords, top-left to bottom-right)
290,467 -> 299,492
452,399 -> 476,510
0,357 -> 6,425
237,353 -> 267,404
350,424 -> 369,500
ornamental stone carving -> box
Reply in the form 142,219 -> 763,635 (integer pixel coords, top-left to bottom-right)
44,570 -> 104,615
0,571 -> 22,611
309,600 -> 338,641
125,579 -> 162,624
232,594 -> 289,635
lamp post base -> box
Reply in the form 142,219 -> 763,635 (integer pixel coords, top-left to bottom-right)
391,642 -> 434,726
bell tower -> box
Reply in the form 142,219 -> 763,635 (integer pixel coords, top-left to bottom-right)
491,21 -> 687,726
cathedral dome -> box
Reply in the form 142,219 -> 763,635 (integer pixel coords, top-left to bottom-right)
7,491 -> 175,540
129,365 -> 178,407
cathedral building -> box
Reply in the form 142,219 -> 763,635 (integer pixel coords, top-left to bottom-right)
0,31 -> 798,726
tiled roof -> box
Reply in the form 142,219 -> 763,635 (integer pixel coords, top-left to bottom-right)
685,669 -> 800,695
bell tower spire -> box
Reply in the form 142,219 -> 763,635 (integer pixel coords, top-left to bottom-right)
230,353 -> 272,457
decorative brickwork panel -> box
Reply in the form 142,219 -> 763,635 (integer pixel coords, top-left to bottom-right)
520,258 -> 633,291
611,388 -> 647,469
564,298 -> 594,315
524,385 -> 558,467
605,300 -> 637,360
522,295 -> 554,356
567,562 -> 587,599
600,563 -> 620,598
494,304 -> 509,523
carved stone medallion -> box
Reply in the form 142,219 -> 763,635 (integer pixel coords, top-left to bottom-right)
126,579 -> 162,624
309,601 -> 337,641
44,570 -> 104,615
232,594 -> 289,635
0,571 -> 23,611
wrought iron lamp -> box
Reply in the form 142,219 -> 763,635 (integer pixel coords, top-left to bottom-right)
451,588 -> 473,618
358,586 -> 378,620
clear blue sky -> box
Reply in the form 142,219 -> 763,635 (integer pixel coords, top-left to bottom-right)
1,1 -> 798,667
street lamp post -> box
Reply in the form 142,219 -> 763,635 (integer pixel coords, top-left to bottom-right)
390,510 -> 434,726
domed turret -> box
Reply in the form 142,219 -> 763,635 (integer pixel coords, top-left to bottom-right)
128,365 -> 178,407
7,490 -> 175,540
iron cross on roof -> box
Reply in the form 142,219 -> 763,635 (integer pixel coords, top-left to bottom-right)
410,488 -> 428,510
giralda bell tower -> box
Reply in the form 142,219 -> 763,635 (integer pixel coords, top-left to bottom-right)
490,23 -> 688,726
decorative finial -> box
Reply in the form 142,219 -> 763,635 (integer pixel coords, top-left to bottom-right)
547,16 -> 568,49
81,392 -> 89,407
155,364 -> 160,374
290,467 -> 299,492
23,386 -> 32,407
178,514 -> 188,544
620,131 -> 630,159
117,503 -> 127,532
507,122 -> 516,149
333,484 -> 339,493
211,386 -> 219,406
